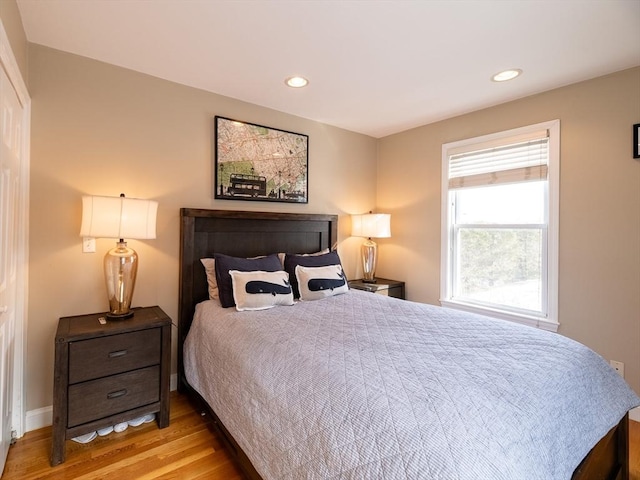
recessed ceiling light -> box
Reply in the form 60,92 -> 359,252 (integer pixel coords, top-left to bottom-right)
491,69 -> 523,82
285,76 -> 309,88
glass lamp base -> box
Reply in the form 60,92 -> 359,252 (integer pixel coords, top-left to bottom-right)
361,238 -> 378,283
104,241 -> 138,319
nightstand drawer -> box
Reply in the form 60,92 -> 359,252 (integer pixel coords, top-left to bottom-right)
376,286 -> 404,298
69,328 -> 161,384
348,278 -> 405,300
67,365 -> 160,427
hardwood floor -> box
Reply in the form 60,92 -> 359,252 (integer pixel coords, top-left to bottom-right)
3,392 -> 639,479
2,392 -> 244,480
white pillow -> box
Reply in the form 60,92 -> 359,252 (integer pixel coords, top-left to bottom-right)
200,258 -> 219,300
295,264 -> 349,301
229,270 -> 294,311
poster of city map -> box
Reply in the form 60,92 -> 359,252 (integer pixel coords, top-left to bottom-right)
214,116 -> 309,203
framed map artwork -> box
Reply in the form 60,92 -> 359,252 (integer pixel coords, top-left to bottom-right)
214,116 -> 309,203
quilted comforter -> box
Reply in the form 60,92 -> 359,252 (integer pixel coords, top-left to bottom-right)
184,290 -> 639,480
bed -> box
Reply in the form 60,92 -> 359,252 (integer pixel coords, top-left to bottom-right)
178,208 -> 639,480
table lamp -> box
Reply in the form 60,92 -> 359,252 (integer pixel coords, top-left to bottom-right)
351,213 -> 391,283
80,193 -> 158,319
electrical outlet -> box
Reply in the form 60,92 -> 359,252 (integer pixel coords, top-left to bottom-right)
82,237 -> 96,253
609,360 -> 624,378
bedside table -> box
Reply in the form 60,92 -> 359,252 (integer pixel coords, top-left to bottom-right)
51,306 -> 171,466
349,278 -> 405,299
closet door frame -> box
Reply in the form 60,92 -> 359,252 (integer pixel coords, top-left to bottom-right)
0,17 -> 30,441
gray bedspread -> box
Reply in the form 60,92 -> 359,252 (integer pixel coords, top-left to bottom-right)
184,289 -> 639,479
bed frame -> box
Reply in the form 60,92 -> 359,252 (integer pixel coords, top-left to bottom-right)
178,208 -> 337,480
178,207 -> 630,480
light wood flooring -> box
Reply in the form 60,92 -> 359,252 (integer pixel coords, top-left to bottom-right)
2,392 -> 244,479
3,392 -> 639,479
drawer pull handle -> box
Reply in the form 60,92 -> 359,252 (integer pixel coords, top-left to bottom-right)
107,389 -> 128,400
108,350 -> 128,358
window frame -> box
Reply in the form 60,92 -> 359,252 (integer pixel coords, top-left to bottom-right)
440,120 -> 560,331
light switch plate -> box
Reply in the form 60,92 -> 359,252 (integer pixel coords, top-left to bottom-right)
82,237 -> 96,253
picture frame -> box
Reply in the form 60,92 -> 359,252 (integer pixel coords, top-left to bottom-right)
634,123 -> 640,159
214,116 -> 309,203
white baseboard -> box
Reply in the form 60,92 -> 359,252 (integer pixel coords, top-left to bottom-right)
630,406 -> 640,423
24,374 -> 179,433
25,405 -> 52,433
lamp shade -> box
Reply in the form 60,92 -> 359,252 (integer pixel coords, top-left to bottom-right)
80,195 -> 158,240
351,213 -> 391,239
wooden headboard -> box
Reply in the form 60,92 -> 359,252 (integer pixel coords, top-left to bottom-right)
178,208 -> 338,389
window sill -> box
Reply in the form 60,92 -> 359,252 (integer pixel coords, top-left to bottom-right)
440,299 -> 559,332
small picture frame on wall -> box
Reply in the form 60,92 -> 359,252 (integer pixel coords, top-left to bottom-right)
634,123 -> 640,159
214,116 -> 309,203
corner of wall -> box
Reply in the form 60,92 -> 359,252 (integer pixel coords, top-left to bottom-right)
0,0 -> 29,85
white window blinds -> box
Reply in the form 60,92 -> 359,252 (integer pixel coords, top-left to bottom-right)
448,130 -> 549,189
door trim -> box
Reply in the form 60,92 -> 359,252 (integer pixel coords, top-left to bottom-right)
0,17 -> 31,440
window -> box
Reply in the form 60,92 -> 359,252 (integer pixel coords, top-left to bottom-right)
441,121 -> 559,331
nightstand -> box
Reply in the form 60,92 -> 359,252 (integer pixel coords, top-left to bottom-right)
51,306 -> 171,466
348,278 -> 405,299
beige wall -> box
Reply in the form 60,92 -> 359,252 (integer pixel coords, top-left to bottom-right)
27,44 -> 377,411
0,0 -> 28,83
377,67 -> 640,395
21,37 -> 640,411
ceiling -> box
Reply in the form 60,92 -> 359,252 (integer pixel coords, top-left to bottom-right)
16,0 -> 640,138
